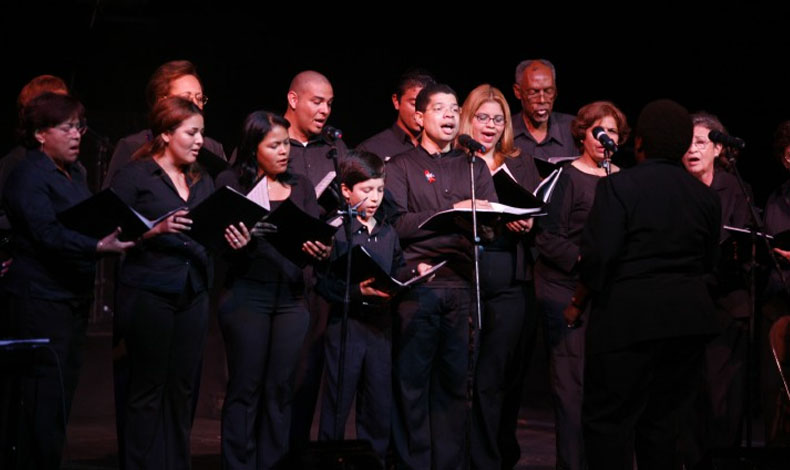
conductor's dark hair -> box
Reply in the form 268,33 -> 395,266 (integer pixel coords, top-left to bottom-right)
395,69 -> 435,101
22,92 -> 85,149
415,83 -> 457,113
234,110 -> 293,191
635,99 -> 692,162
145,60 -> 201,110
340,150 -> 385,189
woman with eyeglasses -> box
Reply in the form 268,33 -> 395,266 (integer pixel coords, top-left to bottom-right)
2,92 -> 133,468
534,100 -> 629,470
103,60 -> 226,187
109,96 -> 250,469
456,84 -> 541,469
679,113 -> 750,466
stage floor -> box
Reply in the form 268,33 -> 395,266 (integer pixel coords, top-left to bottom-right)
62,318 -> 557,469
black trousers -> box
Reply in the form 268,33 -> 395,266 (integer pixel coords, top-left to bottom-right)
534,273 -> 587,470
471,251 -> 536,470
319,316 -> 392,462
583,337 -> 707,470
219,280 -> 309,470
118,284 -> 208,470
5,294 -> 88,470
392,285 -> 474,470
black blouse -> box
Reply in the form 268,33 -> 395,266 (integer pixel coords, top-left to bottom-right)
215,168 -> 320,286
110,158 -> 214,294
2,149 -> 98,300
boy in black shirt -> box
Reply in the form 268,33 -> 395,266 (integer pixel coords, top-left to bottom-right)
317,151 -> 430,463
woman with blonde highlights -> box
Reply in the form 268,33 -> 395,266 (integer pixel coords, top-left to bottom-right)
458,84 -> 541,469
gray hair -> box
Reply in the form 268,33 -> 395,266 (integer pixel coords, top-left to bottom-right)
514,59 -> 557,84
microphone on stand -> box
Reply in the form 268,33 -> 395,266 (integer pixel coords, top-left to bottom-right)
322,125 -> 343,143
591,126 -> 618,153
457,134 -> 487,154
708,130 -> 746,150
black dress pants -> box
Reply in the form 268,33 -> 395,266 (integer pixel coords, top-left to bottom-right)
392,285 -> 474,470
118,284 -> 208,470
583,337 -> 707,470
219,280 -> 309,470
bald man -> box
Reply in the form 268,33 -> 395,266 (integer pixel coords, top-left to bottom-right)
283,70 -> 348,188
512,59 -> 575,175
283,71 -> 349,449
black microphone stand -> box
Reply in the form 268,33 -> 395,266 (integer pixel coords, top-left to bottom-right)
721,147 -> 786,450
601,148 -> 612,176
324,138 -> 355,441
463,145 -> 484,470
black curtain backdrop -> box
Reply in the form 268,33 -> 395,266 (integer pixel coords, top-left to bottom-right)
3,2 -> 790,204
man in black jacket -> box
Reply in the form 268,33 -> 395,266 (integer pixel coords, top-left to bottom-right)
566,99 -> 722,469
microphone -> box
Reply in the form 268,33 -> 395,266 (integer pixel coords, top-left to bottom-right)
708,130 -> 745,150
322,125 -> 343,142
591,127 -> 618,153
457,134 -> 487,154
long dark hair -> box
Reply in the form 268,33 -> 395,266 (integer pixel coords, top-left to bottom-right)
234,110 -> 292,191
132,96 -> 203,179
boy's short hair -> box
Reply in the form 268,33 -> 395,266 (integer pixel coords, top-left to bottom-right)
340,150 -> 385,189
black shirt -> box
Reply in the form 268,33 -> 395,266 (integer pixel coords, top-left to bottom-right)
215,168 -> 320,286
357,123 -> 417,161
287,136 -> 348,188
535,164 -> 602,287
110,158 -> 214,294
2,149 -> 98,300
765,178 -> 790,296
318,217 -> 407,320
512,111 -> 576,162
386,145 -> 498,286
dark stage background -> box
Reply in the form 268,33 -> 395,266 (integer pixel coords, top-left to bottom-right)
3,3 -> 790,205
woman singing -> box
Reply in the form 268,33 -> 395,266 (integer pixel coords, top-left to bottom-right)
457,84 -> 541,469
109,96 -> 249,469
2,92 -> 132,468
534,100 -> 629,470
215,111 -> 329,469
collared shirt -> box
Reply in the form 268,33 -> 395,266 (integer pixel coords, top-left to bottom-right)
317,217 -> 406,321
512,111 -> 576,163
110,158 -> 214,294
102,129 -> 226,189
2,149 -> 98,299
386,145 -> 498,286
287,136 -> 349,188
357,123 -> 418,161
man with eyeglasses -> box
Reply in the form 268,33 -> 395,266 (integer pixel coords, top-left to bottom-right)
386,83 -> 498,469
512,59 -> 576,176
102,60 -> 227,188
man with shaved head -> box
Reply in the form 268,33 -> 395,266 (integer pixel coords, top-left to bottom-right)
512,59 -> 575,175
284,71 -> 349,449
283,70 -> 348,186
